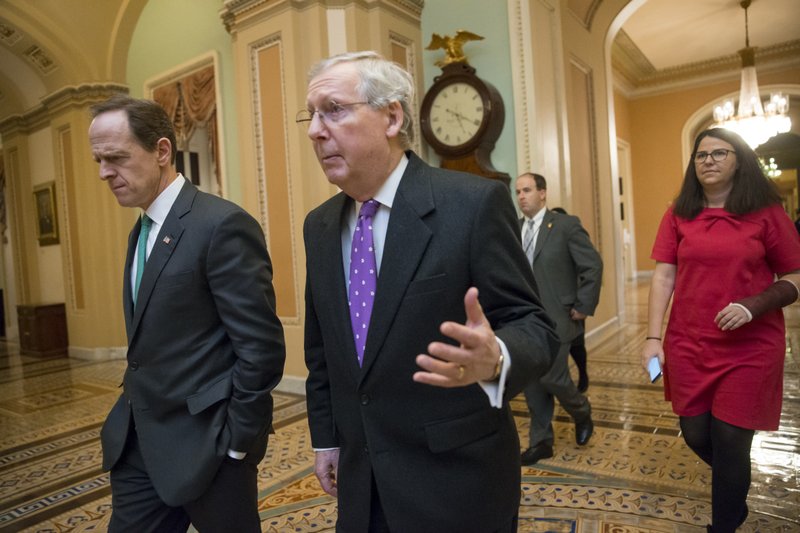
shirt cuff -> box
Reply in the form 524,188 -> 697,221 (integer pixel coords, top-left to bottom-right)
478,337 -> 511,409
227,449 -> 247,460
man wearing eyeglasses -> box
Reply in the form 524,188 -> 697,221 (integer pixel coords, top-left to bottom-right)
300,51 -> 558,532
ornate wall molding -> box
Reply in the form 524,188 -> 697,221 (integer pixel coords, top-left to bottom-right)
0,21 -> 23,46
614,34 -> 800,98
508,0 -> 534,175
389,31 -> 421,154
568,56 -> 602,252
566,0 -> 602,31
249,33 -> 301,324
0,83 -> 127,137
249,33 -> 282,237
221,0 -> 423,34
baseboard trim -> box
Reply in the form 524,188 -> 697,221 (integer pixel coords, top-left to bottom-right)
585,316 -> 620,349
69,346 -> 128,360
275,374 -> 306,396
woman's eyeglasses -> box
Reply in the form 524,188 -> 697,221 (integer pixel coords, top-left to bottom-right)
694,149 -> 735,164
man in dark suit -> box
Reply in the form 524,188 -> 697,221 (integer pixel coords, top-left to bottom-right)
89,95 -> 285,532
300,51 -> 558,533
515,173 -> 603,465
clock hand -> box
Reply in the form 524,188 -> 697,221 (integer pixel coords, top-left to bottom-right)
445,108 -> 468,133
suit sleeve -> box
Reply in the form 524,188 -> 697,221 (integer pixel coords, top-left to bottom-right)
469,182 -> 559,400
566,217 -> 603,316
302,215 -> 338,449
207,209 -> 286,452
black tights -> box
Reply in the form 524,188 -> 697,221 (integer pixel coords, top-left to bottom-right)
680,413 -> 754,532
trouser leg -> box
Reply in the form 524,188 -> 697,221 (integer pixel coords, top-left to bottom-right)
183,456 -> 262,533
108,429 -> 191,533
524,343 -> 590,447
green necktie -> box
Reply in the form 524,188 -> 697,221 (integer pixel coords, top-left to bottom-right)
133,214 -> 152,307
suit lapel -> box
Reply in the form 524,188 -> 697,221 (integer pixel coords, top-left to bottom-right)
533,210 -> 555,261
316,194 -> 363,382
123,221 -> 138,340
129,183 -> 192,338
360,155 -> 434,380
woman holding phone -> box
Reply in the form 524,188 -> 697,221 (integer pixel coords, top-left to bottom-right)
642,128 -> 800,532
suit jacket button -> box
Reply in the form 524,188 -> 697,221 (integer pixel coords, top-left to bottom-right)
129,361 -> 139,370
360,394 -> 370,405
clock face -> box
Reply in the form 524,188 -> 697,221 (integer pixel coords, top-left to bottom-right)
428,82 -> 485,148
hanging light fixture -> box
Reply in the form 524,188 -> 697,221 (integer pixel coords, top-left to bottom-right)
711,0 -> 791,149
759,157 -> 782,179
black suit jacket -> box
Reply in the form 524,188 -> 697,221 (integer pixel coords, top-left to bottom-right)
100,181 -> 285,506
304,153 -> 557,532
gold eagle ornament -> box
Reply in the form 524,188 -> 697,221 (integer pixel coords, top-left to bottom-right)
426,30 -> 484,67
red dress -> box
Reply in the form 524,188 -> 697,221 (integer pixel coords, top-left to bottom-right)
652,204 -> 800,430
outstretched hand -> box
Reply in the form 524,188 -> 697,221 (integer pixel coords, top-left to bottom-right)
413,287 -> 501,387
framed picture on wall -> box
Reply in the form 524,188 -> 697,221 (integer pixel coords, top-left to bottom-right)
33,181 -> 59,246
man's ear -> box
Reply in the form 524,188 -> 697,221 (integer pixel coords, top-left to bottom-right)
385,101 -> 403,139
156,137 -> 173,166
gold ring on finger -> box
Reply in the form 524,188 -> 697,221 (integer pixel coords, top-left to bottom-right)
457,365 -> 465,380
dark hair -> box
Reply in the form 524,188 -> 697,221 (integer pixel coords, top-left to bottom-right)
673,128 -> 780,219
90,94 -> 178,164
551,207 -> 567,214
519,172 -> 547,191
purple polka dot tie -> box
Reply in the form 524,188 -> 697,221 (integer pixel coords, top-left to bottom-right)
349,199 -> 379,366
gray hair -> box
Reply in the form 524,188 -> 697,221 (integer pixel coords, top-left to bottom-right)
308,51 -> 415,149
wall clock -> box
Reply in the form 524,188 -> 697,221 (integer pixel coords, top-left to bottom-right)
419,62 -> 510,186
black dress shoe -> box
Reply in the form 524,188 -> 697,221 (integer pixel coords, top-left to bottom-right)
577,372 -> 589,393
521,444 -> 553,465
575,417 -> 594,445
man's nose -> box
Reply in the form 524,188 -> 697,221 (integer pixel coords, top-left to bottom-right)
99,161 -> 114,180
307,113 -> 327,139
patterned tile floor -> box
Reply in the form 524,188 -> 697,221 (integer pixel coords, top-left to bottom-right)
0,280 -> 798,532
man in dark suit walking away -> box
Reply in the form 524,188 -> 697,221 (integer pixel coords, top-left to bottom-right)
300,51 -> 559,533
515,173 -> 603,466
89,95 -> 285,532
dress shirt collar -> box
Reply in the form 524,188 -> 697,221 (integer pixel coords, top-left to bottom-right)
143,174 -> 186,225
353,154 -> 408,213
524,207 -> 546,228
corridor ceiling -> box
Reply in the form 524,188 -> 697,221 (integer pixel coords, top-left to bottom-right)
0,0 -> 798,121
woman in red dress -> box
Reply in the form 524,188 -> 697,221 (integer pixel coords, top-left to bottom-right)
642,128 -> 800,532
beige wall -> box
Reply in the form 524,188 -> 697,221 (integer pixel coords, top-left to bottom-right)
613,90 -> 631,143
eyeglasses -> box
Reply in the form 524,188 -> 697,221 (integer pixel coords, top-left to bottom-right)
694,149 -> 736,164
295,101 -> 369,127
